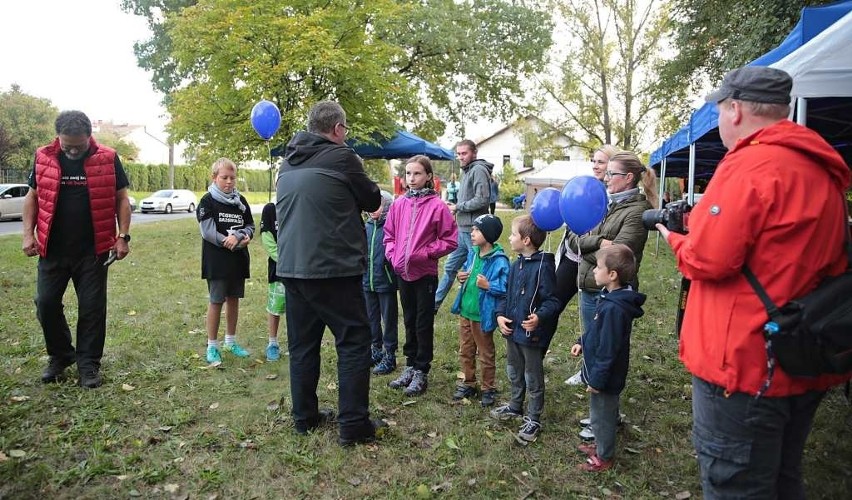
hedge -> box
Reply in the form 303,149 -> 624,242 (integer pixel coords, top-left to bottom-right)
124,163 -> 277,193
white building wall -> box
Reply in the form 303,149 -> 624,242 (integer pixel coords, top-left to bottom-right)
475,121 -> 587,177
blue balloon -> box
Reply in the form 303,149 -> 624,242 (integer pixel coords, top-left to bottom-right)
559,176 -> 608,234
529,187 -> 564,231
250,100 -> 281,140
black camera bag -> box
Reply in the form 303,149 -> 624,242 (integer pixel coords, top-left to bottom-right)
743,215 -> 852,378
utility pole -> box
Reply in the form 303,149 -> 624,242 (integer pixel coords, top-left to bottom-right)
144,126 -> 175,189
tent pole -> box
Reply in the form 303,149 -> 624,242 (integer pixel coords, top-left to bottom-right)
796,97 -> 808,126
687,144 -> 696,206
655,156 -> 668,257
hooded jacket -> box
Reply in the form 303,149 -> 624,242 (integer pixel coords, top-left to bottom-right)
669,119 -> 851,397
580,287 -> 645,394
384,191 -> 458,282
455,159 -> 493,230
363,198 -> 397,293
495,251 -> 561,348
450,244 -> 510,332
566,193 -> 651,292
275,131 -> 381,279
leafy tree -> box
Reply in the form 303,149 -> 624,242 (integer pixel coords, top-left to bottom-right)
498,161 -> 523,205
122,0 -> 553,164
542,0 -> 679,151
0,85 -> 58,169
663,0 -> 833,101
94,131 -> 141,162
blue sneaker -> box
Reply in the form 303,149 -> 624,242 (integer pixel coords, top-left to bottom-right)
224,343 -> 250,358
206,345 -> 222,364
266,343 -> 280,361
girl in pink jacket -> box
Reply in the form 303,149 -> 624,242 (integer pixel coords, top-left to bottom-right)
384,155 -> 458,396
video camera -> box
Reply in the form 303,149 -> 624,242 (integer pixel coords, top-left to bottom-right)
641,200 -> 692,234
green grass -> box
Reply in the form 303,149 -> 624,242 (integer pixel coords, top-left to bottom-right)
1,211 -> 850,498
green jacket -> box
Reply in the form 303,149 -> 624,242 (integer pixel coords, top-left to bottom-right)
565,193 -> 652,292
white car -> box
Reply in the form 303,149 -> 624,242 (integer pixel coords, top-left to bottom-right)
0,183 -> 29,221
139,189 -> 197,214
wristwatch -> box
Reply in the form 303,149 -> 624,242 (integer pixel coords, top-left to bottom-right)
118,233 -> 131,242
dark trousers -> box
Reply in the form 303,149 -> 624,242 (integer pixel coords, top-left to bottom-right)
489,202 -> 496,214
505,340 -> 546,422
36,254 -> 109,372
691,376 -> 826,500
555,258 -> 579,314
398,275 -> 437,373
283,277 -> 372,439
364,290 -> 398,354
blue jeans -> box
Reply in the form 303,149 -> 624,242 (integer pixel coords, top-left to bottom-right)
364,290 -> 398,354
579,289 -> 598,335
434,230 -> 472,308
691,376 -> 825,500
590,391 -> 620,460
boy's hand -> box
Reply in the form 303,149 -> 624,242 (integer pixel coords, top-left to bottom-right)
457,270 -> 470,284
570,344 -> 582,356
521,313 -> 540,331
475,274 -> 489,290
586,386 -> 600,394
223,234 -> 239,250
238,235 -> 251,248
497,316 -> 513,336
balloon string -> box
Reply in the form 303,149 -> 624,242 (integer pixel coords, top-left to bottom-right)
266,140 -> 273,203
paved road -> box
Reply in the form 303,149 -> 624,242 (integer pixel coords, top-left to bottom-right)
0,205 -> 266,237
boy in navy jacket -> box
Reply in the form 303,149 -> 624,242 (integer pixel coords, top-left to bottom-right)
571,244 -> 645,472
493,215 -> 560,444
363,191 -> 399,375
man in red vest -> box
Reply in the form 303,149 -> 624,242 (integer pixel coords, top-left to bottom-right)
22,110 -> 132,389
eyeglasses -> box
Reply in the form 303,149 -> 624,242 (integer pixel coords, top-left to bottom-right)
337,123 -> 349,134
605,170 -> 629,178
59,140 -> 89,155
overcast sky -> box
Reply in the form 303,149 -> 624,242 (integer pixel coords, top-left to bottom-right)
0,0 -> 168,131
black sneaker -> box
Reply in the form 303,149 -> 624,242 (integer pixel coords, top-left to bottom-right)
517,417 -> 541,443
389,366 -> 415,389
372,354 -> 396,375
370,346 -> 383,366
41,356 -> 75,383
480,389 -> 497,407
295,408 -> 337,435
403,370 -> 427,396
78,370 -> 102,389
452,384 -> 477,401
490,404 -> 523,421
339,419 -> 388,447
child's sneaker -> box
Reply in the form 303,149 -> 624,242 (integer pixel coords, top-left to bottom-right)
224,343 -> 250,358
206,345 -> 222,364
371,346 -> 383,366
373,353 -> 396,375
579,426 -> 595,441
480,389 -> 497,407
490,404 -> 523,421
517,416 -> 541,443
403,370 -> 427,396
564,370 -> 584,385
389,366 -> 414,389
577,442 -> 597,457
578,454 -> 613,472
266,343 -> 281,361
452,384 -> 477,401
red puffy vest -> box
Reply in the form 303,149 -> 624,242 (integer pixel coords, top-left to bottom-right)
34,138 -> 117,257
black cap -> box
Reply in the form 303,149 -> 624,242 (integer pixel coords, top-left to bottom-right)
472,214 -> 503,244
705,66 -> 792,105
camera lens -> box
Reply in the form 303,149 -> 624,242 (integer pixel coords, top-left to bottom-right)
642,209 -> 667,231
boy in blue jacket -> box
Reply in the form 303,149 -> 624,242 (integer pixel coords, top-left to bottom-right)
450,214 -> 510,407
493,215 -> 560,444
364,191 -> 399,375
571,243 -> 645,472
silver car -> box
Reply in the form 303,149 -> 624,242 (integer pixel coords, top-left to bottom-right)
0,183 -> 29,221
139,189 -> 197,214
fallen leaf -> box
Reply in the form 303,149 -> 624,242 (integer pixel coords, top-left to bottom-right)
624,447 -> 640,454
347,477 -> 361,486
485,430 -> 495,439
326,382 -> 337,390
675,491 -> 691,500
602,487 -> 612,496
122,384 -> 135,391
10,396 -> 30,402
163,484 -> 179,493
415,484 -> 430,498
385,420 -> 397,426
401,400 -> 417,406
116,475 -> 128,480
8,450 -> 26,458
158,426 -> 173,432
467,479 -> 476,486
427,431 -> 437,438
431,481 -> 451,492
265,374 -> 278,380
209,402 -> 219,410
266,401 -> 280,412
445,437 -> 460,450
129,490 -> 141,497
127,310 -> 137,316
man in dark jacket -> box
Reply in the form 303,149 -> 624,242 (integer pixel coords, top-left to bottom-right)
434,139 -> 492,310
276,101 -> 382,446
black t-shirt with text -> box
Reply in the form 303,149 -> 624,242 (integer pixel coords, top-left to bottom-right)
29,151 -> 129,258
197,193 -> 253,280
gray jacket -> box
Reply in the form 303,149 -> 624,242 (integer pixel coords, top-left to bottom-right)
455,158 -> 493,230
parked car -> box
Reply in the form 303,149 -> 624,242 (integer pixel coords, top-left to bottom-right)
139,189 -> 197,214
128,196 -> 137,212
0,183 -> 29,221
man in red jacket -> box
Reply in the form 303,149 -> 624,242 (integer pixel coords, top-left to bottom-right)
22,110 -> 132,389
658,66 -> 850,499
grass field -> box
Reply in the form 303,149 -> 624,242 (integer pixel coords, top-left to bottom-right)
1,211 -> 850,499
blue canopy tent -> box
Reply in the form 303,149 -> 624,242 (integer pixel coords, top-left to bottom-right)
271,129 -> 455,160
650,0 -> 852,189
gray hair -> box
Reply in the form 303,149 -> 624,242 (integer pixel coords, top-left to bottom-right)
307,101 -> 346,135
55,110 -> 92,136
